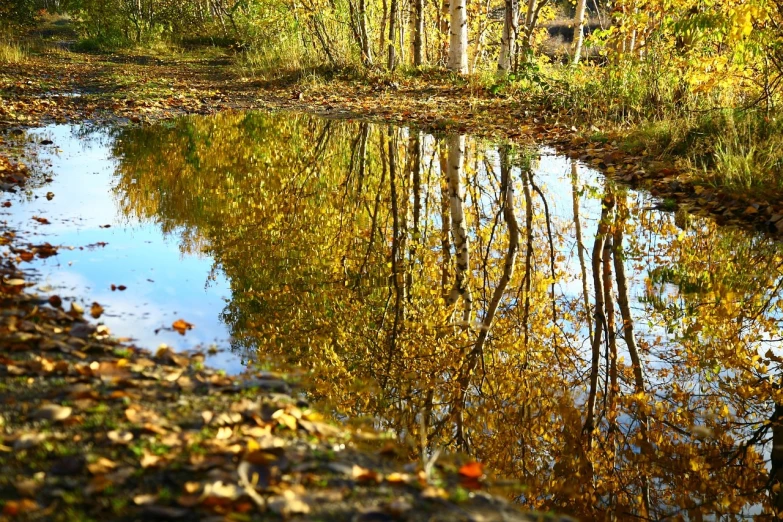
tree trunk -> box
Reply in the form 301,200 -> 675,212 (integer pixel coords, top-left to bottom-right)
359,0 -> 373,66
452,144 -> 519,451
498,0 -> 519,73
523,0 -> 535,42
440,145 -> 452,293
521,165 -> 533,348
408,133 -> 422,299
571,161 -> 592,340
571,0 -> 587,64
447,0 -> 468,72
439,0 -> 450,65
446,134 -> 472,326
388,0 -> 399,69
602,229 -> 617,405
584,199 -> 611,448
413,0 -> 425,65
612,194 -> 651,519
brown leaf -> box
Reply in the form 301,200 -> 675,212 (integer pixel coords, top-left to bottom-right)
2,499 -> 39,516
87,457 -> 118,475
90,360 -> 131,382
172,319 -> 194,335
90,302 -> 104,319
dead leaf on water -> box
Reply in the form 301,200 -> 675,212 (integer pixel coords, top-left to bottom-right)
90,302 -> 104,318
172,319 -> 194,335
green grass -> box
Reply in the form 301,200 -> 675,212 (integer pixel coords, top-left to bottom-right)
617,107 -> 783,197
0,41 -> 27,64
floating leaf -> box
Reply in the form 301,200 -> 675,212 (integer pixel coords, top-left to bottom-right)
172,319 -> 194,335
90,302 -> 105,318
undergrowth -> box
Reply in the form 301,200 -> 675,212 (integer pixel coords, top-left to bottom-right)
0,40 -> 27,64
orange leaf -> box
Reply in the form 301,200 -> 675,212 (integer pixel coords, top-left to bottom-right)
172,319 -> 194,335
458,461 -> 483,479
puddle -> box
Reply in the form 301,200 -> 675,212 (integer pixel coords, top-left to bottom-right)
2,111 -> 783,518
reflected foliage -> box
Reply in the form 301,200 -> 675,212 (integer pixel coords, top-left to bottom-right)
112,111 -> 783,519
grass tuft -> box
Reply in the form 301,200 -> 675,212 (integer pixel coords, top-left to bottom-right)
0,40 -> 27,64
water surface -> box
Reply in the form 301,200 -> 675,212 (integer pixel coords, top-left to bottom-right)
3,111 -> 783,519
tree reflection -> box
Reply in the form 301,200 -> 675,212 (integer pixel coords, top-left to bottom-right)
112,111 -> 782,519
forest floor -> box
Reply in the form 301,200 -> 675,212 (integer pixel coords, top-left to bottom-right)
0,44 -> 587,522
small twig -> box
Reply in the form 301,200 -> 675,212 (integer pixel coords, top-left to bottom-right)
238,461 -> 267,511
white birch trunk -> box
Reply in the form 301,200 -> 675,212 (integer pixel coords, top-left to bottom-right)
446,135 -> 472,326
572,0 -> 587,64
448,0 -> 468,73
498,0 -> 519,73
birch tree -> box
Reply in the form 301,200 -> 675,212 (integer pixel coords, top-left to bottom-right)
497,0 -> 519,73
446,134 -> 472,326
571,0 -> 587,64
413,0 -> 424,65
447,0 -> 468,72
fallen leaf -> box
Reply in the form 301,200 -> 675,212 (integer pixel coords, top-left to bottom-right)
90,302 -> 104,318
269,489 -> 310,516
31,404 -> 72,422
107,430 -> 134,444
172,319 -> 194,335
2,499 -> 39,516
201,480 -> 240,500
15,478 -> 40,497
272,409 -> 298,431
421,486 -> 448,499
87,457 -> 118,474
140,450 -> 162,468
132,494 -> 158,505
458,461 -> 484,479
